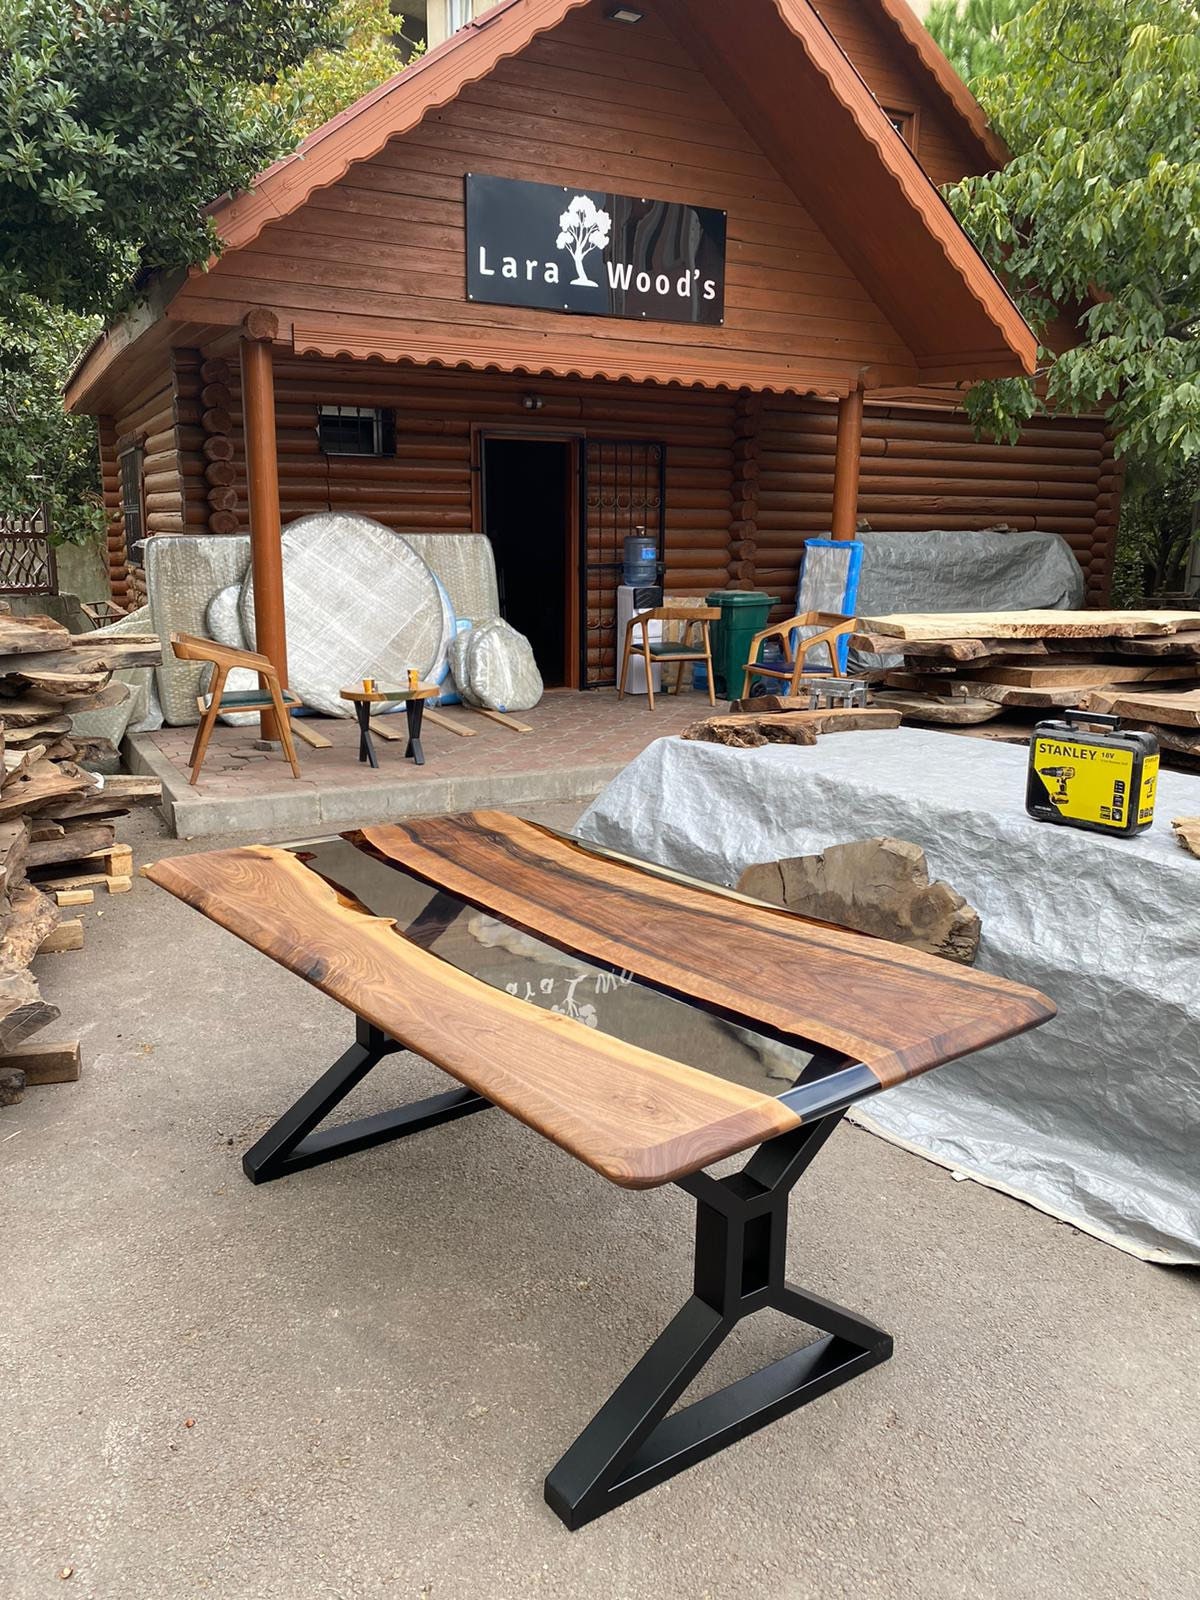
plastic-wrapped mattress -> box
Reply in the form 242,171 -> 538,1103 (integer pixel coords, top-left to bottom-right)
404,533 -> 500,626
145,535 -> 251,725
143,521 -> 471,724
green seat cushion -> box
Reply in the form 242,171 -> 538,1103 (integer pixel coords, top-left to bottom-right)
648,642 -> 705,657
215,689 -> 301,709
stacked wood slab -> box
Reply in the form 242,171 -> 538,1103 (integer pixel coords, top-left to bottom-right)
856,609 -> 1200,765
0,613 -> 162,1102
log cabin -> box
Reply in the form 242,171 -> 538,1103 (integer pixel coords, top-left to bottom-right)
66,0 -> 1113,697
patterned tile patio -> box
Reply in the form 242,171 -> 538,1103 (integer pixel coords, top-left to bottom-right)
127,687 -> 712,838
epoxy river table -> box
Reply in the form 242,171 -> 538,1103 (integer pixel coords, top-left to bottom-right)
147,811 -> 1055,1529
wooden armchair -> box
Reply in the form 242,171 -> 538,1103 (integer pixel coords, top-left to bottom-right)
619,605 -> 720,711
739,612 -> 855,700
171,632 -> 302,785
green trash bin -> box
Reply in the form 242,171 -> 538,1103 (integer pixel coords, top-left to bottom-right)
705,590 -> 779,700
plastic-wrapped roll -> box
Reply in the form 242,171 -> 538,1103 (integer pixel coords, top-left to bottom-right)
239,514 -> 455,719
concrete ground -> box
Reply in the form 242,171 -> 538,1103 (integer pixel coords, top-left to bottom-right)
2,804 -> 1198,1600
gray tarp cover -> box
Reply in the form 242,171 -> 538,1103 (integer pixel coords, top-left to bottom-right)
577,730 -> 1200,1264
853,529 -> 1085,613
848,530 -> 1085,673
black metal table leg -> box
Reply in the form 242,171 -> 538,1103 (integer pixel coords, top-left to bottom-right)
543,1110 -> 893,1530
405,697 -> 426,765
242,1017 -> 492,1183
243,1022 -> 892,1526
355,701 -> 378,768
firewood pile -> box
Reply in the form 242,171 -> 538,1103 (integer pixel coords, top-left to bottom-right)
0,612 -> 162,1109
857,609 -> 1200,765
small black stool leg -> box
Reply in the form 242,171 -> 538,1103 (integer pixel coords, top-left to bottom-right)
405,697 -> 426,765
356,701 -> 378,768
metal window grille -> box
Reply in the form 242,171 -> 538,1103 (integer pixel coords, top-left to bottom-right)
317,405 -> 396,457
580,439 -> 666,688
0,506 -> 57,594
119,446 -> 144,553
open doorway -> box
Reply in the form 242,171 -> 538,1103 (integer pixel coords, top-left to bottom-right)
481,436 -> 577,688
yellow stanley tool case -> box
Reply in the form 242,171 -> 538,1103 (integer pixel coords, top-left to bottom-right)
1027,710 -> 1159,838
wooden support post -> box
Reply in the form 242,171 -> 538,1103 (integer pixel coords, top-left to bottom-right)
831,384 -> 865,542
240,311 -> 287,742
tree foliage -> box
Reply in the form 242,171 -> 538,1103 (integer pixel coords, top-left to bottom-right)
939,0 -> 1200,475
0,0 -> 344,323
242,0 -> 414,146
925,0 -> 1035,85
0,0 -> 409,543
0,301 -> 105,542
1110,456 -> 1200,602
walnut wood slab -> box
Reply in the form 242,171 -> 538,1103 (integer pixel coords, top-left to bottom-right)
357,813 -> 1055,1090
145,845 -> 801,1190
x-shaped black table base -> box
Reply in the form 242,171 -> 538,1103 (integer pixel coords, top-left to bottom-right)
243,1017 -> 894,1530
352,699 -> 427,769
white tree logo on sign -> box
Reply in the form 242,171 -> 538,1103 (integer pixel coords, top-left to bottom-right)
557,194 -> 612,287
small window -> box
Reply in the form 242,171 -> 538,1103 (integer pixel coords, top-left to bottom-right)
884,107 -> 916,148
118,445 -> 144,552
317,405 -> 396,457
447,0 -> 472,32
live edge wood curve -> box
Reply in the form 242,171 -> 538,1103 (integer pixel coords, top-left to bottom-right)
358,813 -> 1055,1089
144,845 -> 802,1190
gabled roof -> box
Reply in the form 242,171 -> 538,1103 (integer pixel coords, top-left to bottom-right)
212,0 -> 1010,248
208,0 -> 589,255
667,0 -> 1032,380
210,0 -> 1032,376
864,0 -> 1009,171
67,0 -> 1034,412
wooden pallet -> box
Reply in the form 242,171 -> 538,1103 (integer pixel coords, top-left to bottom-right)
32,842 -> 134,905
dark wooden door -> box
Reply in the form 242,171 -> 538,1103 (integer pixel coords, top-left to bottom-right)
581,440 -> 666,688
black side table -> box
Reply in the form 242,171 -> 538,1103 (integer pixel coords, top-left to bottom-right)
339,685 -> 440,768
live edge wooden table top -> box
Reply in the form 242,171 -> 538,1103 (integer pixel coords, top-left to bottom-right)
147,811 -> 1055,1529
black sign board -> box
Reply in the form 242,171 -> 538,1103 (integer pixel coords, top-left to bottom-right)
465,174 -> 726,326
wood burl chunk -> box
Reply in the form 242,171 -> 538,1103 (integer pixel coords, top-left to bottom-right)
681,715 -> 817,748
737,837 -> 982,965
0,1065 -> 26,1106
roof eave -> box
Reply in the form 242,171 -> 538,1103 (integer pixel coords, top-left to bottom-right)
210,0 -> 592,256
63,271 -> 188,413
870,0 -> 1010,170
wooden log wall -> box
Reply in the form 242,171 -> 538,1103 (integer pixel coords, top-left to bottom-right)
730,393 -> 763,589
181,352 -> 240,536
753,399 -> 1120,607
178,355 -> 738,682
104,361 -> 193,604
159,354 -> 1121,671
97,416 -> 126,607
